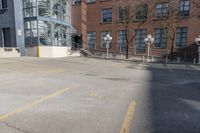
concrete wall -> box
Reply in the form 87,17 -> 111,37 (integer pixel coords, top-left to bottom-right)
26,46 -> 71,58
0,47 -> 20,57
13,0 -> 25,56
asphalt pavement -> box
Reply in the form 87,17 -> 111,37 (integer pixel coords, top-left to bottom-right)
0,57 -> 199,133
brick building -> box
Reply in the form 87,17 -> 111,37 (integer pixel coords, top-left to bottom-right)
71,0 -> 200,59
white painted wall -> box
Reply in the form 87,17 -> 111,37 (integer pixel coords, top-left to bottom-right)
25,46 -> 71,58
39,46 -> 71,58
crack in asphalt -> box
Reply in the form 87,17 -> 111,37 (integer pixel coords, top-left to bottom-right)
0,121 -> 31,133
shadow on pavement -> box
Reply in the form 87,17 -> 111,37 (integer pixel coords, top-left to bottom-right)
131,65 -> 200,133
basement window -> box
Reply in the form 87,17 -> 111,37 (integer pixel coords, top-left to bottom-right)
0,0 -> 7,13
0,0 -> 8,9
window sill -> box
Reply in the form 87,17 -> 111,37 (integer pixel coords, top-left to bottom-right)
86,2 -> 96,4
0,8 -> 8,13
99,0 -> 112,2
154,17 -> 168,21
174,46 -> 186,49
133,19 -> 147,23
100,22 -> 112,24
152,47 -> 167,49
176,16 -> 190,19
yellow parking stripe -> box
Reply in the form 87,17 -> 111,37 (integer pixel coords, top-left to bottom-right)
0,88 -> 70,121
120,100 -> 136,133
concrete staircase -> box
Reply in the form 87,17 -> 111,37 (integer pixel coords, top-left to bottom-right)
80,49 -> 93,57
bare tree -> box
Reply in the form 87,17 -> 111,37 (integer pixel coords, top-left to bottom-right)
155,0 -> 200,60
115,0 -> 155,59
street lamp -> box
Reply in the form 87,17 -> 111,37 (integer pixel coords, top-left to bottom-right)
195,35 -> 200,64
144,34 -> 154,62
104,34 -> 112,59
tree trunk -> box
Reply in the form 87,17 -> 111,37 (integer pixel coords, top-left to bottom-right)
125,28 -> 129,59
126,43 -> 129,59
170,39 -> 174,61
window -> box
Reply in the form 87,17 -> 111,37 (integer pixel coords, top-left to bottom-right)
178,0 -> 190,16
87,32 -> 96,49
118,30 -> 127,53
86,0 -> 96,3
156,3 -> 169,18
175,27 -> 187,48
118,7 -> 128,22
23,0 -> 37,8
0,0 -> 7,9
101,31 -> 112,48
154,28 -> 167,48
24,20 -> 38,38
102,8 -> 112,23
136,4 -> 148,21
135,29 -> 147,49
24,7 -> 37,17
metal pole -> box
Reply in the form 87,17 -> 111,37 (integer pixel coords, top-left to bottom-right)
147,43 -> 150,62
107,43 -> 109,59
198,46 -> 200,64
1,29 -> 4,47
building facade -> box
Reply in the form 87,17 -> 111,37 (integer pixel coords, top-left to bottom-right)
23,0 -> 71,47
0,0 -> 72,57
71,0 -> 200,59
0,0 -> 25,55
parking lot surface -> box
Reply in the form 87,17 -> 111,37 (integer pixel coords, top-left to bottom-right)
0,57 -> 200,133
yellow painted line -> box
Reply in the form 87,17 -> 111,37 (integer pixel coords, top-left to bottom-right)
90,92 -> 97,97
166,64 -> 173,72
120,100 -> 136,133
0,88 -> 70,121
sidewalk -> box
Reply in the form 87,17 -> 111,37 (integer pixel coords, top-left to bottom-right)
86,54 -> 200,66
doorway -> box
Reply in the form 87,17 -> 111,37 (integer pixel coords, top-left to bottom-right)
72,34 -> 82,50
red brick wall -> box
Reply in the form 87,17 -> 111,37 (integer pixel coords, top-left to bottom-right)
71,0 -> 200,58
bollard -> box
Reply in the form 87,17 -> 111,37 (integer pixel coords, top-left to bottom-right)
110,54 -> 112,59
177,57 -> 180,63
194,58 -> 196,64
166,56 -> 168,63
102,53 -> 105,58
151,57 -> 154,62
